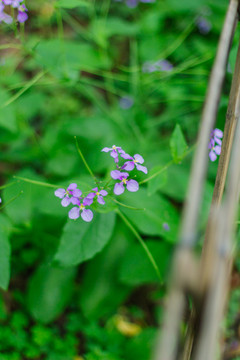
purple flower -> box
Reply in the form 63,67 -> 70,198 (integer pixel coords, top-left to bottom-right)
68,197 -> 94,222
111,170 -> 139,195
163,223 -> 170,231
54,183 -> 82,207
196,16 -> 212,34
208,128 -> 223,162
17,4 -> 28,23
121,153 -> 148,174
142,59 -> 173,73
87,187 -> 108,205
119,96 -> 134,109
0,197 -> 2,203
114,0 -> 155,7
101,145 -> 125,163
0,3 -> 13,24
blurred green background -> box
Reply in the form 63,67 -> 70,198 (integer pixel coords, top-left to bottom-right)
0,0 -> 240,359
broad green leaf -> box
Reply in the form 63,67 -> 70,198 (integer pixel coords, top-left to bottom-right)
55,0 -> 91,8
27,264 -> 76,323
119,240 -> 173,286
3,169 -> 47,225
170,124 -> 188,163
79,223 -> 132,319
54,212 -> 116,266
0,214 -> 11,290
120,188 -> 179,242
147,166 -> 168,196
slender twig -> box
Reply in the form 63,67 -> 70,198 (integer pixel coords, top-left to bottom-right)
0,191 -> 23,210
13,176 -> 61,188
74,136 -> 97,182
117,209 -> 162,284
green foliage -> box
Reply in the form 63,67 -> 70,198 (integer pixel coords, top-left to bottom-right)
27,264 -> 76,323
0,214 -> 11,290
170,124 -> 188,164
0,0 -> 236,358
54,212 -> 116,266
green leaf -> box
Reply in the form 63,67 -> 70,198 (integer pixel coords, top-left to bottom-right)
55,0 -> 91,8
170,124 -> 188,163
120,188 -> 180,242
27,264 -> 76,323
119,240 -> 173,286
79,223 -> 132,319
0,214 -> 11,290
147,166 -> 168,196
54,212 -> 116,266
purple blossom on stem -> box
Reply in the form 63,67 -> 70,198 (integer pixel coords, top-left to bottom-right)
54,183 -> 82,207
87,187 -> 108,205
0,2 -> 13,24
208,128 -> 223,162
111,170 -> 139,195
163,222 -> 170,231
142,59 -> 173,73
101,145 -> 125,163
121,153 -> 148,174
17,3 -> 28,23
68,197 -> 94,222
195,16 -> 212,34
119,96 -> 134,109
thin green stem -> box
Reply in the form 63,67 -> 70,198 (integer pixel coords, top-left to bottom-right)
0,181 -> 18,190
117,209 -> 162,284
110,197 -> 145,210
74,136 -> 97,182
1,70 -> 46,108
140,161 -> 173,185
13,176 -> 61,188
0,191 -> 23,210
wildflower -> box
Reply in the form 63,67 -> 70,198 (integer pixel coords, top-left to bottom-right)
68,197 -> 93,222
101,145 -> 125,163
119,96 -> 134,110
54,183 -> 82,207
111,170 -> 139,195
115,0 -> 155,7
196,16 -> 212,34
142,59 -> 173,73
208,128 -> 223,162
17,3 -> 28,23
163,223 -> 170,231
86,187 -> 108,205
121,153 -> 148,174
0,3 -> 13,24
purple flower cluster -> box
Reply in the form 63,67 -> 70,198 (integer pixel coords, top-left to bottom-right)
102,145 -> 147,195
142,59 -> 173,73
55,145 -> 148,222
208,128 -> 223,162
114,0 -> 154,8
0,0 -> 28,24
55,183 -> 108,222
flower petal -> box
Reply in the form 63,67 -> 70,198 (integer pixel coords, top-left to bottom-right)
61,196 -> 71,207
110,150 -> 118,158
114,183 -> 125,195
81,209 -> 93,222
214,145 -> 221,155
126,179 -> 139,192
122,161 -> 135,171
71,197 -> 81,206
67,183 -> 77,191
213,129 -> 223,138
111,170 -> 122,180
134,154 -> 144,164
101,147 -> 112,152
72,188 -> 82,197
97,196 -> 105,205
120,153 -> 133,160
209,150 -> 217,161
214,137 -> 222,146
83,197 -> 93,206
86,192 -> 96,199
136,164 -> 148,174
68,207 -> 80,219
99,190 -> 108,196
54,188 -> 66,199
92,187 -> 98,192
